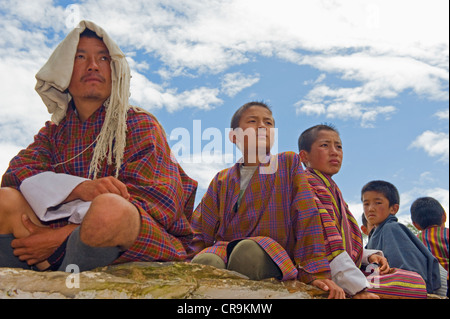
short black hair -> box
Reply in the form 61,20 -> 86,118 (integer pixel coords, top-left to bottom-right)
80,28 -> 103,41
230,101 -> 273,129
361,180 -> 400,207
410,197 -> 445,229
298,123 -> 339,152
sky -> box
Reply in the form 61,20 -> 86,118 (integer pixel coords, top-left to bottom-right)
0,0 -> 448,228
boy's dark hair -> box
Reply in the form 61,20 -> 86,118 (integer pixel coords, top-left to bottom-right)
298,123 -> 339,152
410,197 -> 445,229
230,101 -> 273,129
361,180 -> 400,207
80,28 -> 103,40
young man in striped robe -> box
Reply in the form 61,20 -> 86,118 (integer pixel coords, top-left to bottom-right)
299,124 -> 428,299
0,21 -> 197,272
189,102 -> 344,299
411,196 -> 448,297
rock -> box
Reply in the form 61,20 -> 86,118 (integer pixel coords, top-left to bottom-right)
0,262 -> 327,299
0,262 -> 446,299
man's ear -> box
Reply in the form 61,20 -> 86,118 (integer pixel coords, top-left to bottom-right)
390,203 -> 400,215
299,150 -> 309,166
412,221 -> 423,231
229,129 -> 237,145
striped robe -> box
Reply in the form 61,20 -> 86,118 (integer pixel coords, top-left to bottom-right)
417,226 -> 449,281
305,168 -> 363,265
306,168 -> 428,298
1,104 -> 197,263
189,152 -> 331,283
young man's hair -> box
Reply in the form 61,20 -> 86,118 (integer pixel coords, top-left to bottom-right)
298,123 -> 339,152
230,101 -> 273,129
410,197 -> 446,229
80,28 -> 103,40
361,180 -> 400,207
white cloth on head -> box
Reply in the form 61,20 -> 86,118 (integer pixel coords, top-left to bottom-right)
35,20 -> 131,178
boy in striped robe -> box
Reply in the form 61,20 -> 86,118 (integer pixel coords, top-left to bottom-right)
411,196 -> 449,297
189,102 -> 343,298
299,124 -> 428,299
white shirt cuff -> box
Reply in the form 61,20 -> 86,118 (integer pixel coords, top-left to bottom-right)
20,171 -> 89,223
362,249 -> 384,265
330,251 -> 370,296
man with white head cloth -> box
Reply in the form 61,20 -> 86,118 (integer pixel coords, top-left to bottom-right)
0,21 -> 197,271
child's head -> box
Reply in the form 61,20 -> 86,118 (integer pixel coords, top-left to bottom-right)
410,197 -> 447,230
361,180 -> 400,227
229,101 -> 275,163
298,124 -> 342,176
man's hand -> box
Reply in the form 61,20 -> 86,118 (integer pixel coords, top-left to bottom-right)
352,290 -> 380,299
11,215 -> 76,266
66,176 -> 130,202
368,253 -> 390,275
311,278 -> 346,299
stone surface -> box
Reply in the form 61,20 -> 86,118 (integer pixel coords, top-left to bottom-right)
0,262 -> 446,299
0,262 -> 326,299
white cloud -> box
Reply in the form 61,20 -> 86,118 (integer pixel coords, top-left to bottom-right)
295,103 -> 327,117
295,51 -> 447,126
295,82 -> 397,127
129,69 -> 223,112
0,55 -> 51,144
0,0 -> 66,31
435,109 -> 449,120
0,143 -> 23,177
175,153 -> 231,191
410,131 -> 449,162
3,0 -> 446,122
221,72 -> 260,97
347,200 -> 364,227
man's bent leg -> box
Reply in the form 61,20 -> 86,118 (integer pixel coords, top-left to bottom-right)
191,253 -> 226,269
0,187 -> 44,238
57,227 -> 120,272
56,194 -> 139,271
227,239 -> 282,280
78,193 -> 140,250
0,188 -> 43,268
0,234 -> 31,269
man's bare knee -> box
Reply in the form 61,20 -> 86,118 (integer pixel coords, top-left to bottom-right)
0,187 -> 23,212
0,188 -> 40,235
80,193 -> 140,249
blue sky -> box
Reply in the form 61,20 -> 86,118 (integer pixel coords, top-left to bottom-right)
0,0 -> 448,227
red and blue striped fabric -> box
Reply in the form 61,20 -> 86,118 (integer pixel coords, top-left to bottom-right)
305,168 -> 363,265
306,168 -> 427,298
365,268 -> 427,299
418,226 -> 449,280
189,152 -> 331,283
1,105 -> 197,262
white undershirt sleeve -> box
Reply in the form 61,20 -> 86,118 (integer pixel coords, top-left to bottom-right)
361,249 -> 384,265
20,171 -> 91,224
329,251 -> 370,296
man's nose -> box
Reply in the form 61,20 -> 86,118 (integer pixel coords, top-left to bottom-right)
330,144 -> 340,154
87,57 -> 99,71
257,119 -> 268,128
